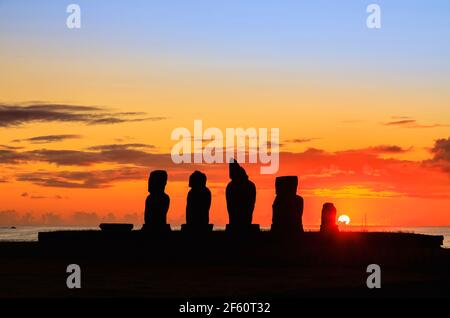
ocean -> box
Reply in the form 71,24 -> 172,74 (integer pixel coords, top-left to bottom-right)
0,225 -> 449,248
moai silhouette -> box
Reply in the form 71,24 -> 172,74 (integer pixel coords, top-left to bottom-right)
320,202 -> 339,233
271,176 -> 304,233
143,170 -> 171,232
182,170 -> 213,232
225,159 -> 258,232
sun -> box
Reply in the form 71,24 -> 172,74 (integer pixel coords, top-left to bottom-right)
338,214 -> 351,225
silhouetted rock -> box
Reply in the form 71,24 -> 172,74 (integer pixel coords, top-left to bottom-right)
142,170 -> 171,232
181,171 -> 213,233
225,159 -> 258,232
320,203 -> 339,233
271,176 -> 304,233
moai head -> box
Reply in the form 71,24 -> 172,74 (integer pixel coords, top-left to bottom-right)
189,170 -> 207,189
229,159 -> 248,181
148,170 -> 168,193
275,176 -> 298,196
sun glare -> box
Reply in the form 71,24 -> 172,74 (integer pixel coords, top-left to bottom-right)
338,214 -> 351,225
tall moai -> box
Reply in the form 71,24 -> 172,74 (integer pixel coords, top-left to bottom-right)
225,159 -> 258,232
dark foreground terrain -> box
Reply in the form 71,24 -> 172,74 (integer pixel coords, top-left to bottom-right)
0,230 -> 449,298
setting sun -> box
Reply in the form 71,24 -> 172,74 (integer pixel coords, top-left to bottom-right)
338,215 -> 351,225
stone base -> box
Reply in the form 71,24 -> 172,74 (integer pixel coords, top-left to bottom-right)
141,223 -> 172,233
99,223 -> 134,232
270,223 -> 304,234
181,224 -> 214,233
225,224 -> 260,234
320,224 -> 340,233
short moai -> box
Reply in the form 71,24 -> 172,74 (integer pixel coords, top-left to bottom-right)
320,202 -> 339,233
271,176 -> 304,234
182,170 -> 213,233
143,170 -> 171,232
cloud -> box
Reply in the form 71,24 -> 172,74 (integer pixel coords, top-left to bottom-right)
0,149 -> 30,164
236,142 -> 450,199
325,145 -> 412,157
20,191 -> 62,200
2,137 -> 448,199
364,145 -> 412,154
35,143 -> 162,167
0,210 -> 19,225
17,167 -> 148,188
12,134 -> 82,144
425,137 -> 450,173
0,143 -> 202,181
0,144 -> 24,150
390,116 -> 412,120
0,210 -> 140,226
284,138 -> 320,144
430,138 -> 450,161
86,143 -> 156,151
41,212 -> 63,226
19,213 -> 36,225
383,119 -> 417,126
27,149 -> 102,166
0,210 -> 64,226
114,136 -> 135,142
102,212 -> 116,223
122,213 -> 140,224
0,143 -> 173,168
0,102 -> 166,127
382,119 -> 449,128
308,185 -> 401,199
30,195 -> 46,199
71,212 -> 99,226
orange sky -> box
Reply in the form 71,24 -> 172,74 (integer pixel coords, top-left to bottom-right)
0,1 -> 449,227
1,65 -> 449,226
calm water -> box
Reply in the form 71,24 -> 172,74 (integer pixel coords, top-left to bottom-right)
0,226 -> 449,248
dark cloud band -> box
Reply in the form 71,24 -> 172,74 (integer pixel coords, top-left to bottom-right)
0,103 -> 166,127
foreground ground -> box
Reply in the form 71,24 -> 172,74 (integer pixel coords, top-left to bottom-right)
0,231 -> 449,298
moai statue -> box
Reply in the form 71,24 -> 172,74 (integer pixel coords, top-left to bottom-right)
320,202 -> 339,233
225,159 -> 259,233
143,170 -> 171,232
182,170 -> 213,233
271,176 -> 304,233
